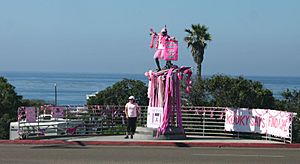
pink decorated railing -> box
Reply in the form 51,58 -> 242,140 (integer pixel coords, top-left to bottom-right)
16,105 -> 295,143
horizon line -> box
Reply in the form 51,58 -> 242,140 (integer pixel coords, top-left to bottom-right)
1,70 -> 300,78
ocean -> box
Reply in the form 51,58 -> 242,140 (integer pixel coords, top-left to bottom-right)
1,72 -> 300,105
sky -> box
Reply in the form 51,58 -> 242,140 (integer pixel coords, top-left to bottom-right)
0,0 -> 300,77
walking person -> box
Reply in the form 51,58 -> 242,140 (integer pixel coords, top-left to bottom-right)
124,96 -> 140,139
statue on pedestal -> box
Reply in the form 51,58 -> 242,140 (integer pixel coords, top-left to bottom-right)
139,26 -> 192,139
149,26 -> 178,71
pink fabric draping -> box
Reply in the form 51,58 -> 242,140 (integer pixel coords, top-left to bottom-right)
51,107 -> 64,118
25,107 -> 36,123
157,68 -> 174,136
18,107 -> 25,121
145,66 -> 192,137
66,127 -> 77,135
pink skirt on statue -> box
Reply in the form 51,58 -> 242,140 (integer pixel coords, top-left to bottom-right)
153,49 -> 164,59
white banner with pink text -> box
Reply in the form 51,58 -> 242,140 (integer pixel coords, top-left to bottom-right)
225,108 -> 293,138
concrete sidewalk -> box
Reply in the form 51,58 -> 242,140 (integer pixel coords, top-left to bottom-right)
2,135 -> 300,148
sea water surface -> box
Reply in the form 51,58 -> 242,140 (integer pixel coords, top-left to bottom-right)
1,72 -> 300,105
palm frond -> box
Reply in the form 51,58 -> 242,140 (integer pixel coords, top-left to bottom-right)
184,29 -> 192,34
184,23 -> 212,77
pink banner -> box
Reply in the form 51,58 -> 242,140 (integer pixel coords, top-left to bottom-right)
51,107 -> 64,118
267,109 -> 292,138
25,107 -> 36,123
163,40 -> 178,61
225,108 -> 292,138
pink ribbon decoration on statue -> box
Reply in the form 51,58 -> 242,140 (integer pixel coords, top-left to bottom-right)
157,68 -> 175,137
150,33 -> 156,48
183,68 -> 192,94
175,73 -> 184,133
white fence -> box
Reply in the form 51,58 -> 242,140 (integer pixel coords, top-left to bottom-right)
178,107 -> 295,143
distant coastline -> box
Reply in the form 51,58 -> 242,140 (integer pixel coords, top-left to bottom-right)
1,71 -> 300,105
2,71 -> 300,78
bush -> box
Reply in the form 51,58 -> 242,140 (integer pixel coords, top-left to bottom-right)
275,89 -> 300,142
87,79 -> 148,106
188,75 -> 276,109
0,77 -> 22,139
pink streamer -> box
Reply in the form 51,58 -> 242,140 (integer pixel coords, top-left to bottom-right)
150,33 -> 156,48
157,68 -> 174,136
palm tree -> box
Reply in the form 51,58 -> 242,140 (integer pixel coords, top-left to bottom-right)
184,24 -> 212,78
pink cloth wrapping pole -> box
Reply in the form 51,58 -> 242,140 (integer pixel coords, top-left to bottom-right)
145,67 -> 192,137
145,71 -> 155,107
183,68 -> 192,94
157,68 -> 174,136
154,80 -> 158,107
157,76 -> 165,107
175,74 -> 184,132
169,74 -> 174,125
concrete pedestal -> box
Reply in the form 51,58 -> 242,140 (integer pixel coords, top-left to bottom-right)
135,127 -> 186,140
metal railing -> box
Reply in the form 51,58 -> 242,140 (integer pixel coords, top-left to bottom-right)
17,105 -> 294,143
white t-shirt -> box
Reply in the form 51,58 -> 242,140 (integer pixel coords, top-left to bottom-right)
125,102 -> 139,118
157,36 -> 166,50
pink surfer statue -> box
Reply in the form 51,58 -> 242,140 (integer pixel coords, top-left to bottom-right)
150,26 -> 178,71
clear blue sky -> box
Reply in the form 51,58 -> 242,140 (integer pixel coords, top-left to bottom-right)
1,0 -> 299,76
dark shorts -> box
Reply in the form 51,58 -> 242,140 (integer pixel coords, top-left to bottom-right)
127,117 -> 137,134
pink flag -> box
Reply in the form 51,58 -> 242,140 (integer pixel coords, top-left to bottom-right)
18,107 -> 25,121
51,107 -> 64,118
25,107 -> 36,123
163,40 -> 178,61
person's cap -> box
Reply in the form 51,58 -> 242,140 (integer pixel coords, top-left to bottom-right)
160,25 -> 167,33
128,96 -> 135,100
161,27 -> 167,33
